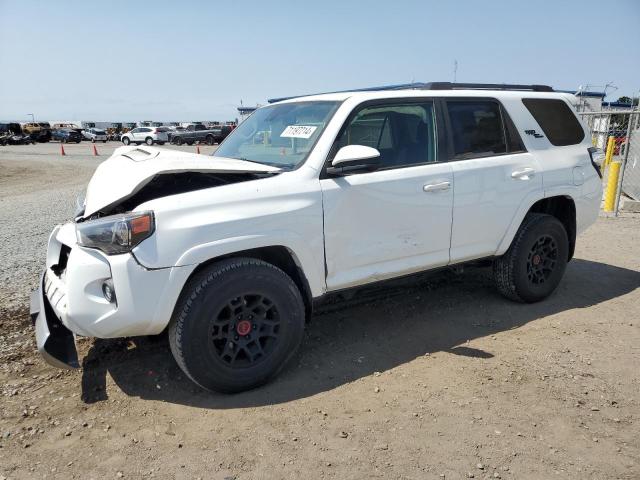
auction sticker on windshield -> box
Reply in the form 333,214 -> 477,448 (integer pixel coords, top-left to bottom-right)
280,125 -> 317,139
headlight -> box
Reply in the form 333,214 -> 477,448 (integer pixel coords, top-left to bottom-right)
76,211 -> 155,255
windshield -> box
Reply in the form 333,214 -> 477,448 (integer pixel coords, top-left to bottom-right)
213,101 -> 340,169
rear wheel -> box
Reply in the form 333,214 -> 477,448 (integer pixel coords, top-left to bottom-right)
494,213 -> 568,303
169,258 -> 305,393
175,137 -> 183,145
206,135 -> 214,146
186,140 -> 194,146
122,137 -> 130,145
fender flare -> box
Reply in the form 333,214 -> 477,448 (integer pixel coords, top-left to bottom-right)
495,188 -> 579,256
174,233 -> 326,298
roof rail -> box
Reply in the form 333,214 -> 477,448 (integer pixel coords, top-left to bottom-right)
267,82 -> 429,103
267,81 -> 554,103
422,82 -> 554,92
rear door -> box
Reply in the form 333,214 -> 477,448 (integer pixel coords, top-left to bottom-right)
445,99 -> 543,263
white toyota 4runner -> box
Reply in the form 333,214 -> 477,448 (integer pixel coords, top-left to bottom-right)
31,83 -> 603,393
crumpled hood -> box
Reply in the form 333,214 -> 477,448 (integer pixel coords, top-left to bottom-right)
83,146 -> 280,217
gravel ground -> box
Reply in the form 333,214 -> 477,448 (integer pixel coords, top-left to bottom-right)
0,143 -> 639,479
0,142 -> 218,314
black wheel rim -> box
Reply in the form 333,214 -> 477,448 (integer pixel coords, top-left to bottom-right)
526,235 -> 558,285
209,294 -> 280,368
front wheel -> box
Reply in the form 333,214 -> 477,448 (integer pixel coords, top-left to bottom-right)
493,213 -> 569,303
168,258 -> 306,393
145,137 -> 154,145
122,137 -> 130,145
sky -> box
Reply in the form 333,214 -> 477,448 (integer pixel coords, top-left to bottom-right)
1,0 -> 639,122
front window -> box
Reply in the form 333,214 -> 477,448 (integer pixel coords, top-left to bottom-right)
334,102 -> 437,168
214,101 -> 340,169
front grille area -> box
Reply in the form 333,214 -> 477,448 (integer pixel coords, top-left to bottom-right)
51,244 -> 71,277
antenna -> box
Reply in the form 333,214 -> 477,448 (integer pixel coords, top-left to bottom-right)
453,60 -> 458,83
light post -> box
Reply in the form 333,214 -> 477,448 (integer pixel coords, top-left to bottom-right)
27,113 -> 35,123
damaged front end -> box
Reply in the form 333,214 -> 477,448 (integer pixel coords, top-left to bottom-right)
79,145 -> 281,219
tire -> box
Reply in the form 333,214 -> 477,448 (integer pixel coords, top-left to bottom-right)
186,140 -> 194,146
76,140 -> 81,144
103,140 -> 107,143
206,135 -> 214,146
157,141 -> 165,145
122,137 -> 130,145
168,258 -> 305,393
493,213 -> 569,303
175,137 -> 184,145
61,138 -> 66,144
145,137 -> 154,145
91,138 -> 96,143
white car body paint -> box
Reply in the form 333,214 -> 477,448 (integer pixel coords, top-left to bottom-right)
40,88 -> 601,340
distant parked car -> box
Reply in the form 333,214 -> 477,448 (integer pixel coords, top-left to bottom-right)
171,123 -> 234,145
1,123 -> 34,145
21,122 -> 50,142
52,128 -> 83,143
120,127 -> 169,146
38,122 -> 52,142
83,128 -> 108,143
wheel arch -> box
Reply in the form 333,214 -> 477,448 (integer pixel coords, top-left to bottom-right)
528,196 -> 577,260
178,245 -> 314,322
498,195 -> 577,261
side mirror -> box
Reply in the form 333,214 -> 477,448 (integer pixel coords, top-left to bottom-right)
326,145 -> 381,175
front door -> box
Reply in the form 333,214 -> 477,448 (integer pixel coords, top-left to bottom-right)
320,100 -> 453,291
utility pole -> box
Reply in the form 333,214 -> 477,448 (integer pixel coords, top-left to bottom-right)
27,113 -> 34,122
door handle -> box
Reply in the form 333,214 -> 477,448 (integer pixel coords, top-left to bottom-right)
511,167 -> 536,180
423,181 -> 451,192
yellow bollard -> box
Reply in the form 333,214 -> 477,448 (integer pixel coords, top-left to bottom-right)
603,161 -> 621,212
603,136 -> 615,172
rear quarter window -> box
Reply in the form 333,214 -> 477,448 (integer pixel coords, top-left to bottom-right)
522,98 -> 585,146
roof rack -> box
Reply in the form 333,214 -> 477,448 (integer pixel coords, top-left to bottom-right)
422,82 -> 554,92
267,81 -> 554,103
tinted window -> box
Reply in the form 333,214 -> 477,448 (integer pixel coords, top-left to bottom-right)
335,102 -> 437,169
447,101 -> 506,158
522,98 -> 584,146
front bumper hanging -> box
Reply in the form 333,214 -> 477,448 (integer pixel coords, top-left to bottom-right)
30,273 -> 79,369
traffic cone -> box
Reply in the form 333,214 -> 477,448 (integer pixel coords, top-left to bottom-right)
196,145 -> 201,154
60,144 -> 66,156
93,144 -> 99,156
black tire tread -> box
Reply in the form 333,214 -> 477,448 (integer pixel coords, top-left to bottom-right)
168,257 -> 304,392
493,213 -> 562,303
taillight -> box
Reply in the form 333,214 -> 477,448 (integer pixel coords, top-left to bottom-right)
588,147 -> 604,179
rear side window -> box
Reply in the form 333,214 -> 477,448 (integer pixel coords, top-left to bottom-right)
446,101 -> 507,158
522,98 -> 584,146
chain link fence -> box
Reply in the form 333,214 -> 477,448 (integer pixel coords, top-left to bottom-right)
579,110 -> 640,213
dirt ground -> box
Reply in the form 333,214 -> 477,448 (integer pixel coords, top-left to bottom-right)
0,144 -> 639,479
